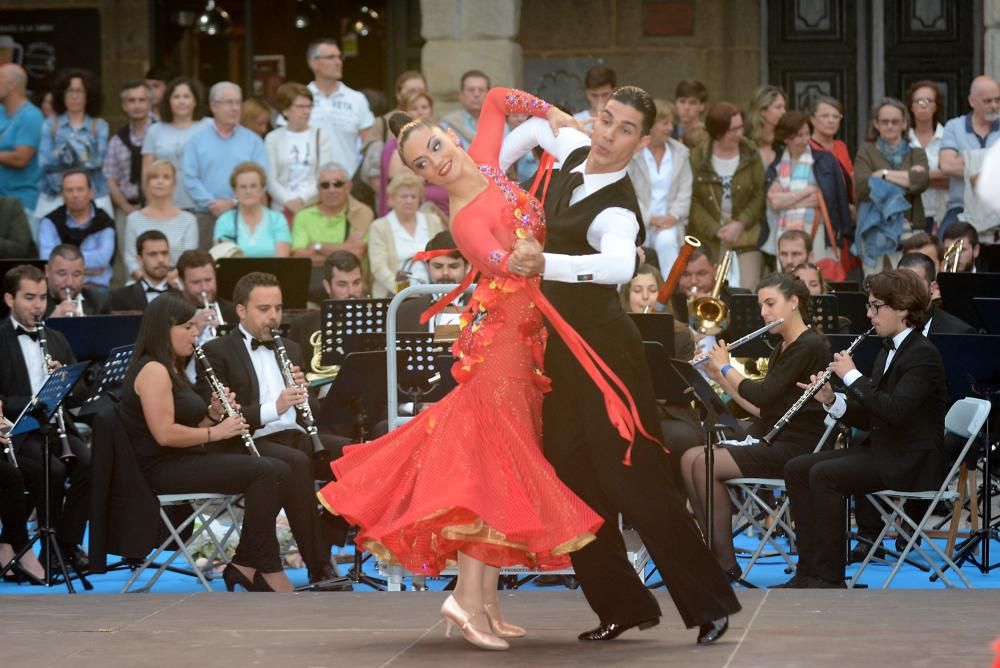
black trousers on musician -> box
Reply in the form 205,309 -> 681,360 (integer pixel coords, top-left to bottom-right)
543,318 -> 742,629
143,451 -> 286,572
0,460 -> 30,550
15,432 -> 90,548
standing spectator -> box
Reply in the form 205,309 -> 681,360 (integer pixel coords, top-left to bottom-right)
572,65 -> 617,130
673,79 -> 708,140
260,71 -> 286,126
368,172 -> 445,298
124,160 -> 198,282
36,68 -> 111,220
776,229 -> 814,272
296,38 -> 374,176
265,82 -> 331,219
939,76 -> 1000,234
241,98 -> 271,138
212,162 -> 290,258
361,70 -> 427,199
104,81 -> 156,220
0,196 -> 34,258
144,66 -> 175,119
689,102 -> 766,288
38,170 -> 116,290
182,81 -> 268,249
440,70 -> 489,147
747,85 -> 787,169
627,99 -> 692,276
906,81 -> 949,232
37,90 -> 55,119
0,64 -> 44,240
809,95 -> 855,203
854,98 -> 929,274
379,94 -> 448,218
141,77 -> 208,211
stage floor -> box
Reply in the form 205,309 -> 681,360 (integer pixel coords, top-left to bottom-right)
3,589 -> 997,667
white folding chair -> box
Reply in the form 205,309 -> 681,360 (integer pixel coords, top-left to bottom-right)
121,493 -> 243,593
848,397 -> 991,589
725,415 -> 840,578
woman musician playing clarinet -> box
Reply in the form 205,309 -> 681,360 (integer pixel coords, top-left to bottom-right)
120,295 -> 293,592
680,272 -> 831,581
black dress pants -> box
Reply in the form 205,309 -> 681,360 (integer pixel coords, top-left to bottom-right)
15,432 -> 90,547
0,460 -> 30,549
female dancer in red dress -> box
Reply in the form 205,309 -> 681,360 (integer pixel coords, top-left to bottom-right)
318,88 -> 651,651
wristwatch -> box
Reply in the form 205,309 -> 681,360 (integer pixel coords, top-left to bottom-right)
880,168 -> 888,179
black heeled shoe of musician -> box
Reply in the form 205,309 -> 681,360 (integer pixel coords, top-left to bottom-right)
252,570 -> 277,592
222,563 -> 255,592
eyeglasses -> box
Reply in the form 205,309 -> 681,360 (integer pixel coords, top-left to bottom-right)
214,99 -> 242,107
319,180 -> 347,189
914,97 -> 935,107
313,54 -> 341,61
866,300 -> 887,314
877,118 -> 903,126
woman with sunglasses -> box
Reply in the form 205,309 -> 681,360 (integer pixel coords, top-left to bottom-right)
906,81 -> 949,232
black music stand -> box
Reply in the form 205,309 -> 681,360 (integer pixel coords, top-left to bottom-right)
810,295 -> 839,333
216,257 -> 312,309
829,280 -> 859,293
642,342 -> 688,403
728,295 -> 776,359
76,345 -> 133,416
973,298 -> 1000,335
319,298 -> 391,366
396,332 -> 450,405
834,291 -> 870,335
629,312 -> 676,359
938,272 -> 1000,331
0,362 -> 91,592
45,314 -> 143,362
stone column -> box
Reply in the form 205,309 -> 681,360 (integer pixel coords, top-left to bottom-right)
420,0 -> 523,115
987,0 -> 1000,81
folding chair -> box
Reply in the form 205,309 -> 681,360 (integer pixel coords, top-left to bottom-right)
848,397 -> 991,589
726,415 -> 839,579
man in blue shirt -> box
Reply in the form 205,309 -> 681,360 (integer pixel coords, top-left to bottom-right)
0,64 -> 44,236
938,75 -> 1000,234
38,170 -> 117,290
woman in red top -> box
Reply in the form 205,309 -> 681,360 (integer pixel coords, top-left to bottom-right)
809,95 -> 855,203
318,89 -> 649,651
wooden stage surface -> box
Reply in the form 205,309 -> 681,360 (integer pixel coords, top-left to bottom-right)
3,589 -> 997,667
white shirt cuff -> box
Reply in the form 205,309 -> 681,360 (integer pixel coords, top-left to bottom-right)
843,369 -> 863,387
825,392 -> 848,419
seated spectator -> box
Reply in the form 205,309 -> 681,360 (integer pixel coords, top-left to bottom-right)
777,229 -> 814,272
854,98 -> 929,274
808,95 -> 854,204
37,68 -> 111,219
573,64 -> 617,132
265,82 -> 331,219
182,81 -> 269,248
110,230 -> 179,311
368,172 -> 446,298
125,160 -> 198,283
906,81 -> 949,231
379,93 -> 448,218
141,77 -> 209,211
628,99 -> 692,276
241,97 -> 271,138
288,250 -> 367,355
619,263 -> 663,314
0,64 -> 44,239
38,170 -> 116,289
764,111 -> 851,265
440,69 -> 489,147
747,85 -> 787,169
897,251 -> 976,334
0,195 -> 35,258
673,79 -> 708,140
900,231 -> 943,271
213,162 -> 291,258
940,221 -> 981,272
395,231 -> 472,332
43,243 -> 112,317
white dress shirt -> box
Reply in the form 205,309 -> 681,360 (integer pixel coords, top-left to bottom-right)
824,327 -> 913,419
500,117 -> 639,286
239,324 -> 303,438
11,316 -> 46,395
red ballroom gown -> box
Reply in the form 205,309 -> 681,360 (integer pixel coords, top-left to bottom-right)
318,88 -> 648,575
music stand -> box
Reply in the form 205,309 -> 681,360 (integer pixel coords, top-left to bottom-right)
0,362 -> 90,592
216,257 -> 312,309
938,272 -> 1000,331
973,298 -> 1000,335
76,345 -> 133,416
642,342 -> 688,403
629,312 -> 676,359
728,295 -> 776,359
319,298 -> 391,366
395,332 -> 450,404
45,315 -> 142,362
833,292 -> 870,335
810,295 -> 839,334
829,280 -> 859,292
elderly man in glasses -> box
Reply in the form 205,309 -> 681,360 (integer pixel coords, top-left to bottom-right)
291,162 -> 373,300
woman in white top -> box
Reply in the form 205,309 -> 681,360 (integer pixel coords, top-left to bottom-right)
368,172 -> 446,297
906,80 -> 948,231
125,160 -> 198,282
264,82 -> 331,219
141,77 -> 209,210
626,99 -> 692,275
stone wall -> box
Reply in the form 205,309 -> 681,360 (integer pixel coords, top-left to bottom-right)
987,0 -> 1000,82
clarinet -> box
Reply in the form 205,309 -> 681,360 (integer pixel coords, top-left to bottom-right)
1,418 -> 15,467
271,329 -> 326,456
762,327 -> 874,445
193,346 -> 260,456
35,317 -> 76,463
690,318 -> 784,368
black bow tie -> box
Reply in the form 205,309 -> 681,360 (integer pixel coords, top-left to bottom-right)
250,337 -> 275,351
15,326 -> 39,341
883,337 -> 896,352
144,283 -> 167,294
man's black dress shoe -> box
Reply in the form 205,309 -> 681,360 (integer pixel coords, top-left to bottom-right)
802,576 -> 846,589
62,544 -> 90,573
308,562 -> 341,584
578,617 -> 659,641
849,542 -> 886,563
697,616 -> 729,644
768,574 -> 808,589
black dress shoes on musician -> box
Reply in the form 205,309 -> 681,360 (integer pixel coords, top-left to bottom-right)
770,574 -> 845,589
768,574 -> 808,589
578,617 -> 660,641
848,542 -> 886,564
697,616 -> 729,645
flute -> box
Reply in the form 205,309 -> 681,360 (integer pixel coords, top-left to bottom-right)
690,318 -> 784,367
193,346 -> 260,456
761,327 -> 874,445
271,329 -> 326,456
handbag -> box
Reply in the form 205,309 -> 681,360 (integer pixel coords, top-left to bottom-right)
812,189 -> 847,282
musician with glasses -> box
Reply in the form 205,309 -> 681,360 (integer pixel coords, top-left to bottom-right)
780,269 -> 949,588
0,264 -> 91,572
109,230 -> 180,312
194,271 -> 349,586
680,272 -> 831,579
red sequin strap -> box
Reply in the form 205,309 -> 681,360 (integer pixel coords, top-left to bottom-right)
418,269 -> 479,325
413,248 -> 459,262
529,152 -> 556,204
524,283 -> 667,466
504,89 -> 552,116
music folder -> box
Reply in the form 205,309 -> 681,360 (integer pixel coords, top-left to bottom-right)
10,362 -> 89,437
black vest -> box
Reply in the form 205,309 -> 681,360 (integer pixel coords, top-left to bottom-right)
540,147 -> 644,328
46,204 -> 117,263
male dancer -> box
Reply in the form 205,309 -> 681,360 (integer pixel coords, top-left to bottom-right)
502,86 -> 740,643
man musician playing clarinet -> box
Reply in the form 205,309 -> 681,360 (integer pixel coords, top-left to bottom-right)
194,271 -> 349,585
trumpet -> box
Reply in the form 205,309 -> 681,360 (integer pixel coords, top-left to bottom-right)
690,249 -> 734,335
690,319 -> 783,367
942,238 -> 964,273
193,346 -> 260,456
271,329 -> 326,456
36,317 -> 76,463
762,327 -> 874,444
65,287 -> 83,317
200,291 -> 223,340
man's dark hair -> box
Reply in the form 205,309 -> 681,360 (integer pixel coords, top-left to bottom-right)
583,65 -> 617,90
941,221 -> 979,247
176,249 -> 215,281
864,269 -> 931,330
3,264 -> 46,298
425,231 -> 467,263
460,69 -> 490,90
323,251 -> 362,282
898,251 -> 937,285
688,245 -> 715,266
609,86 -> 656,135
136,229 -> 168,256
144,65 -> 176,83
233,271 -> 280,306
49,243 -> 84,263
901,231 -> 944,260
119,79 -> 149,98
62,168 -> 93,190
675,79 -> 709,103
160,77 -> 206,123
51,68 -> 102,116
778,229 -> 813,254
